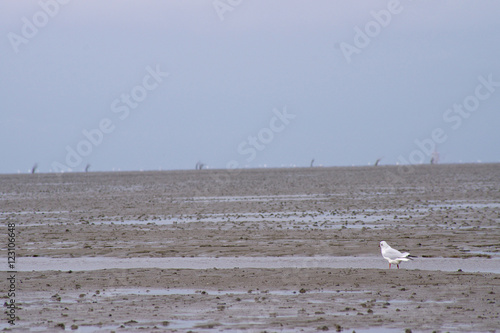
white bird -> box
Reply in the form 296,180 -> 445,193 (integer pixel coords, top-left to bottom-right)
379,241 -> 416,269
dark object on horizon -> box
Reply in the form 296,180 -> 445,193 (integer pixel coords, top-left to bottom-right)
374,158 -> 382,166
430,151 -> 440,164
195,161 -> 205,170
85,164 -> 91,172
310,158 -> 315,167
31,163 -> 38,174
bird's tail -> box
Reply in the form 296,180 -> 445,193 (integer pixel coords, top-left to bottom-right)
401,252 -> 417,260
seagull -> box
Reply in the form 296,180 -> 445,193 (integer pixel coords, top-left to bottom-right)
379,241 -> 416,269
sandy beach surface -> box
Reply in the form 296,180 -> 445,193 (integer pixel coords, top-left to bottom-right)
1,164 -> 499,332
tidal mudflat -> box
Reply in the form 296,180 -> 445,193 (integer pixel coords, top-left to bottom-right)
1,164 -> 499,331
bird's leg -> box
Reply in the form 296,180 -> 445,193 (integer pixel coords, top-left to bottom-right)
389,263 -> 391,269
397,264 -> 400,269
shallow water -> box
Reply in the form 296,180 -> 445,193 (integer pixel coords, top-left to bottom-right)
6,256 -> 500,273
424,201 -> 500,209
178,194 -> 334,203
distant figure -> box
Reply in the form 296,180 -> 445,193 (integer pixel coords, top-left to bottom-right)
85,164 -> 91,172
31,163 -> 38,174
374,158 -> 382,166
310,158 -> 315,167
379,241 -> 416,269
430,151 -> 440,164
195,161 -> 205,170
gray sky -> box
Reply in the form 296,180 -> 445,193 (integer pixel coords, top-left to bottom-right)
1,0 -> 499,173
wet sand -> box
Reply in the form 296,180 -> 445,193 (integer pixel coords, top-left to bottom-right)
1,164 -> 499,332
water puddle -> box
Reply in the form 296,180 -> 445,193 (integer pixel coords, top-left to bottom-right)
95,211 -> 403,230
65,325 -> 119,332
353,329 -> 410,333
424,201 -> 500,210
0,210 -> 70,215
177,194 -> 335,203
5,256 -> 500,273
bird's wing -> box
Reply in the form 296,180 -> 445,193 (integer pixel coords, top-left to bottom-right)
383,247 -> 407,260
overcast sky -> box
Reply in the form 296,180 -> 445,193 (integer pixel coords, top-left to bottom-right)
1,0 -> 499,173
